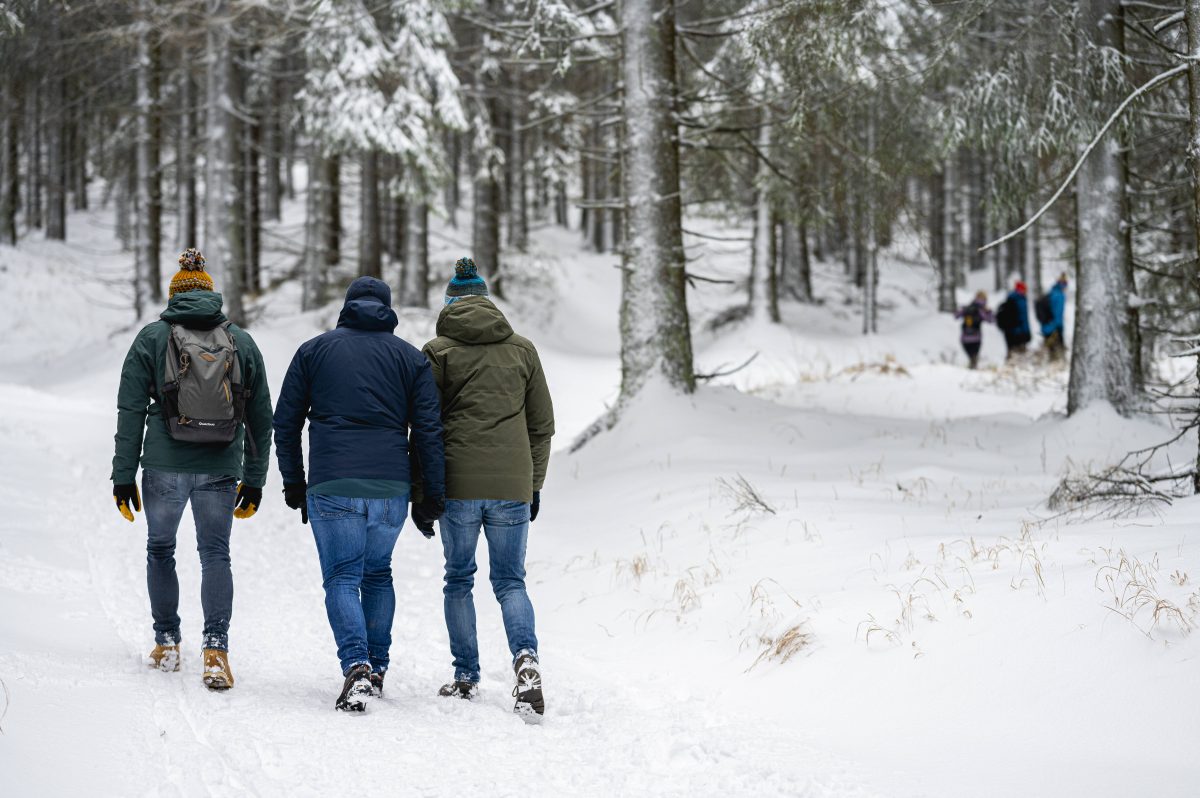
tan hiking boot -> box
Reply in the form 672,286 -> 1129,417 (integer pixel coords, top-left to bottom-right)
202,649 -> 234,690
149,644 -> 181,672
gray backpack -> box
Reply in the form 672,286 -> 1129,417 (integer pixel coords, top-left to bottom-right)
159,321 -> 248,446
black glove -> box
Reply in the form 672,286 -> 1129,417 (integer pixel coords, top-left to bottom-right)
114,483 -> 141,523
283,483 -> 308,524
530,491 -> 540,523
411,495 -> 445,539
233,483 -> 262,519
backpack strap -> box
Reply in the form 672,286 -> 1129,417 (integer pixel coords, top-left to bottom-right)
222,322 -> 258,461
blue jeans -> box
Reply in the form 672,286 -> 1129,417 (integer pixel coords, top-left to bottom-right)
308,494 -> 407,675
441,499 -> 538,683
142,470 -> 237,650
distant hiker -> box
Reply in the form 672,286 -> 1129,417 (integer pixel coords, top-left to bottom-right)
995,280 -> 1032,359
1036,274 -> 1069,360
111,248 -> 273,689
420,257 -> 555,720
273,276 -> 445,712
954,290 -> 995,370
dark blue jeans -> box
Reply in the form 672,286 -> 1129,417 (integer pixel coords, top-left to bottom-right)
142,470 -> 237,650
308,494 -> 407,675
441,499 -> 538,683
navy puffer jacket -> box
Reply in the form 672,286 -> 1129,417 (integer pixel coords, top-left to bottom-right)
273,277 -> 445,497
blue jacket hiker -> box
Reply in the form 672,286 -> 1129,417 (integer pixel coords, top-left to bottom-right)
272,276 -> 446,712
110,249 -> 273,691
954,292 -> 994,370
995,281 -> 1031,358
1036,275 -> 1069,360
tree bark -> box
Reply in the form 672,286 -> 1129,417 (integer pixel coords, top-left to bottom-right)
1067,0 -> 1140,416
359,149 -> 381,277
932,167 -> 956,312
302,146 -> 327,311
749,121 -> 779,322
400,201 -> 429,307
862,108 -> 878,335
0,77 -> 18,246
324,154 -> 340,267
204,0 -> 244,324
472,125 -> 501,281
508,93 -> 528,252
618,0 -> 695,400
176,59 -> 198,250
1185,0 -> 1200,491
244,110 -> 261,294
25,84 -> 41,230
45,76 -> 66,240
135,3 -> 163,314
71,96 -> 88,211
263,75 -> 282,221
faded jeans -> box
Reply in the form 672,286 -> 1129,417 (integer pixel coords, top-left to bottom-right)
308,494 -> 407,675
142,470 -> 237,650
440,499 -> 538,683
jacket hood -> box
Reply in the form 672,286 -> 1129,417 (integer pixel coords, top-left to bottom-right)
160,290 -> 227,329
436,296 -> 513,345
346,276 -> 392,306
338,297 -> 399,332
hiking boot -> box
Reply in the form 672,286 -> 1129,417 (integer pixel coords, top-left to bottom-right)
149,644 -> 181,673
512,650 -> 543,720
202,649 -> 234,690
437,680 -> 479,700
369,670 -> 385,699
335,663 -> 373,712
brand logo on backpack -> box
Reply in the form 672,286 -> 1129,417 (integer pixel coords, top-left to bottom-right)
160,321 -> 248,446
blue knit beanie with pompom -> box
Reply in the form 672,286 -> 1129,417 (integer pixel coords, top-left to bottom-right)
445,257 -> 489,304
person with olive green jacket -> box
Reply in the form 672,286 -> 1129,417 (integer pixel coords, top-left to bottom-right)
110,249 -> 273,689
418,257 -> 554,719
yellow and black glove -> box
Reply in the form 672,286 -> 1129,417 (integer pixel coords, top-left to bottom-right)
233,483 -> 262,519
114,483 -> 141,523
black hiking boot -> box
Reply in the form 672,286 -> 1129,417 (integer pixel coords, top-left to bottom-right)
512,650 -> 543,720
437,680 -> 479,700
369,670 -> 385,699
335,664 -> 373,712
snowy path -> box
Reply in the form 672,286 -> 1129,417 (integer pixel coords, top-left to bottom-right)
0,377 -> 894,797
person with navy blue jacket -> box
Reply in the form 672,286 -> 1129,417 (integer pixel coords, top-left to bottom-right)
273,276 -> 446,712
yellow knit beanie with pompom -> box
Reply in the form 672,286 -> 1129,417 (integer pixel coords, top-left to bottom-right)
169,248 -> 215,298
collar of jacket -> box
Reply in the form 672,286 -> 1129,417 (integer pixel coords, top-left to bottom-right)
337,296 -> 399,332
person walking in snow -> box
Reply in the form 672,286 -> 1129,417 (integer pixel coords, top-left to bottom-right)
1036,274 -> 1069,361
272,276 -> 445,712
419,257 -> 555,720
954,291 -> 995,370
995,280 -> 1032,359
110,249 -> 273,689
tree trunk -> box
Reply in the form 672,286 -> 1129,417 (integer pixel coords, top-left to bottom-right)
302,147 -> 327,311
1,77 -> 18,246
45,77 -> 66,241
324,154 -> 340,267
862,109 -> 878,335
932,167 -> 956,312
781,220 -> 812,303
359,149 -> 381,277
749,121 -> 779,322
1067,0 -> 1140,416
135,3 -> 163,314
25,84 -> 41,230
244,111 -> 261,294
618,0 -> 695,400
176,59 -> 198,250
472,126 -> 501,281
445,130 -> 459,229
401,201 -> 429,307
263,75 -> 282,221
1184,0 -> 1200,491
72,97 -> 88,211
204,0 -> 244,324
967,151 -> 984,272
116,147 -> 133,250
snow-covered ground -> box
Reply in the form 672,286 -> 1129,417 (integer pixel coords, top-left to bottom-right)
1,191 -> 1198,798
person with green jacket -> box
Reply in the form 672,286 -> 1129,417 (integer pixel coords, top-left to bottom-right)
110,249 -> 273,689
419,258 -> 554,719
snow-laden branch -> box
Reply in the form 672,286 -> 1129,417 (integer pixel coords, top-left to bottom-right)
1153,11 -> 1185,34
980,63 -> 1188,253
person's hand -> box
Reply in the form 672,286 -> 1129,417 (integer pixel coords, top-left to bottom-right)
283,483 -> 308,524
530,491 -> 540,523
233,483 -> 262,519
114,483 -> 141,523
411,496 -> 445,539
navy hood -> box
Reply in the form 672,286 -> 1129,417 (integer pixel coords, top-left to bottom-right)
338,277 -> 398,332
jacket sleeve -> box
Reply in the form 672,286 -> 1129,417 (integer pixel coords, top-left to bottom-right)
272,347 -> 310,486
525,347 -> 556,492
239,334 -> 274,489
1052,288 -> 1066,326
408,353 -> 446,499
111,327 -> 156,484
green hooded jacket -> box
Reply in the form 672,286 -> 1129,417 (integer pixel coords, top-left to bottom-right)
111,291 -> 274,487
422,297 -> 554,503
